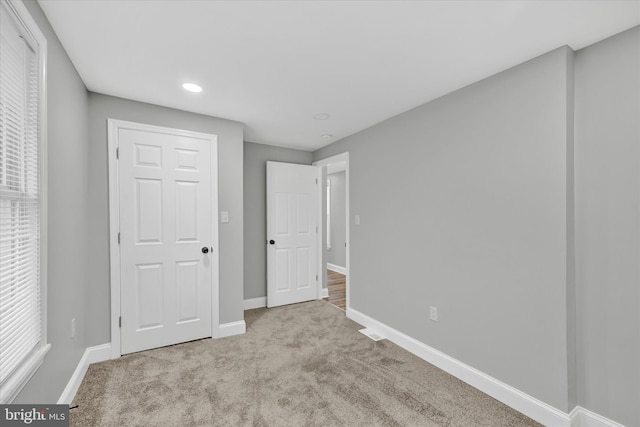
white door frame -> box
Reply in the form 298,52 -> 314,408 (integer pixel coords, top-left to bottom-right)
107,119 -> 220,359
313,152 -> 350,311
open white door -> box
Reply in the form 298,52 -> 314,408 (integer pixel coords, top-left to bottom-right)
113,121 -> 217,355
267,162 -> 318,308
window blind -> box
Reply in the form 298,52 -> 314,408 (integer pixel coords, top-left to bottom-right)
0,4 -> 42,388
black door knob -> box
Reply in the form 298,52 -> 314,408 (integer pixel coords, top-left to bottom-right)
269,240 -> 275,245
202,247 -> 209,254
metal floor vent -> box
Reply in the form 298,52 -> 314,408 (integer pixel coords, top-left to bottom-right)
359,328 -> 385,341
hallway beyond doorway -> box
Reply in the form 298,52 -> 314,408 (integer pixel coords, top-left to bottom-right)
324,270 -> 346,310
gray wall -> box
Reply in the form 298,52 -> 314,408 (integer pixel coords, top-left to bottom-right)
314,47 -> 574,411
575,26 -> 640,427
327,171 -> 346,268
243,141 -> 313,300
15,0 -> 90,403
87,93 -> 245,337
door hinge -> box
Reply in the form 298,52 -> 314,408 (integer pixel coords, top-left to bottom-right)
116,147 -> 119,159
315,178 -> 318,184
316,274 -> 318,281
117,232 -> 120,244
119,316 -> 122,328
316,226 -> 318,233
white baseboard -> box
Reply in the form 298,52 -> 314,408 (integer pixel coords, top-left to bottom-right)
245,294 -> 335,308
347,308 -> 571,427
218,320 -> 246,338
244,296 -> 267,310
327,263 -> 347,275
58,343 -> 111,405
570,406 -> 627,427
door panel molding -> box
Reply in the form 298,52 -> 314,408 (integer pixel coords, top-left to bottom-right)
108,119 -> 219,358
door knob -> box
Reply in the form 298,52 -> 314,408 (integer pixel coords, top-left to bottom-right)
269,240 -> 275,245
202,247 -> 209,254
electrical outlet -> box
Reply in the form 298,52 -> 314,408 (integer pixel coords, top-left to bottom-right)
429,306 -> 438,322
71,318 -> 76,338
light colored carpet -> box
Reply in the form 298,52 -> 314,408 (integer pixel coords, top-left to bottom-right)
71,300 -> 542,426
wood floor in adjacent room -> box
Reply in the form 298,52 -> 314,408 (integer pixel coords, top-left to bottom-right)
324,269 -> 346,310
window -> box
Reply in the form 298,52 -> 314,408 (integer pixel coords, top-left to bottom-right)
0,0 -> 48,403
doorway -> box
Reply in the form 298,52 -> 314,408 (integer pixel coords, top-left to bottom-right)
313,152 -> 350,313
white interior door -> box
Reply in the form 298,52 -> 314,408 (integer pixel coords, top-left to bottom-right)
117,124 -> 216,354
267,162 -> 318,308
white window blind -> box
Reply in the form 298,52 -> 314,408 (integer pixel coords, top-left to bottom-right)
0,0 -> 48,402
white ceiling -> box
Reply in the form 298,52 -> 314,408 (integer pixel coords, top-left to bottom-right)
38,1 -> 640,151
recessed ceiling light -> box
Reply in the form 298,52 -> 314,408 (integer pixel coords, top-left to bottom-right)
182,83 -> 202,93
313,113 -> 331,120
321,134 -> 333,139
